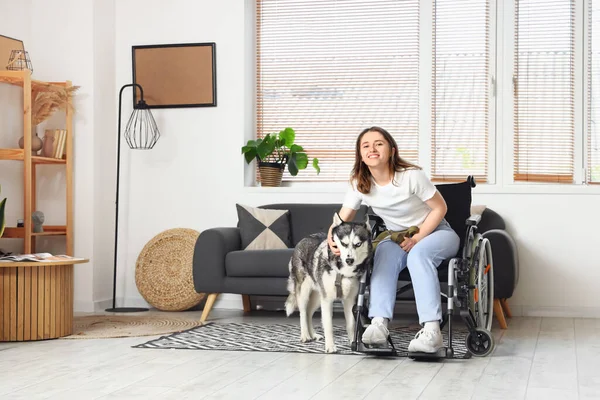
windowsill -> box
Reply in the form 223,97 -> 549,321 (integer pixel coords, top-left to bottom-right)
243,182 -> 600,195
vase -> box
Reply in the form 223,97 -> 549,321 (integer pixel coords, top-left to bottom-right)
18,127 -> 44,154
42,131 -> 55,157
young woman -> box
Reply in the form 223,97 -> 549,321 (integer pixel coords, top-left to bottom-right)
328,126 -> 460,353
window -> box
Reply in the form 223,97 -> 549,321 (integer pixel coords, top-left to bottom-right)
513,0 -> 575,183
256,0 -> 420,182
431,0 -> 492,182
254,0 -> 600,188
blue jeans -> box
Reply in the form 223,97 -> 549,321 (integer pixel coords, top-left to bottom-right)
368,219 -> 460,324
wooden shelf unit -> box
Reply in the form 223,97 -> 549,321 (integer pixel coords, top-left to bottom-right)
0,69 -> 73,255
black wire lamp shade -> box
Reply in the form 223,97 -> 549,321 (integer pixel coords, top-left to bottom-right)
106,83 -> 161,313
6,50 -> 33,73
124,98 -> 160,149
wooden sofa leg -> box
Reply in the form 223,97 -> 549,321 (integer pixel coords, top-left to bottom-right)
494,298 -> 508,329
500,298 -> 513,318
242,295 -> 252,313
200,293 -> 219,323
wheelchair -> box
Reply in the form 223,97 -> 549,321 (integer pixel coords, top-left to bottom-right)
350,176 -> 495,360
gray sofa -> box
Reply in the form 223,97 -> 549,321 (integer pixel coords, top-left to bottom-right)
192,203 -> 518,326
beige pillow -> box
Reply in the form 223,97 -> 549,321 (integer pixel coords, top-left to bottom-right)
236,204 -> 292,250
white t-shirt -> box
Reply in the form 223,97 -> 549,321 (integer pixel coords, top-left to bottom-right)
342,169 -> 438,231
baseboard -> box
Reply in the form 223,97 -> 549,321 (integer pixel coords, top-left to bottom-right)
91,297 -> 150,313
515,305 -> 600,318
213,294 -> 244,310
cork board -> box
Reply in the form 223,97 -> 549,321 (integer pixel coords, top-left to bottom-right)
0,34 -> 25,70
132,42 -> 217,108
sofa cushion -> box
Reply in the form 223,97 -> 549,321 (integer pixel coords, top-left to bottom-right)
225,249 -> 294,277
236,204 -> 292,250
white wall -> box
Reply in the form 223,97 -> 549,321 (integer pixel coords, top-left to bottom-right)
2,0 -> 599,317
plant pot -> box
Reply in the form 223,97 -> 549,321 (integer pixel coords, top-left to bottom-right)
258,162 -> 284,187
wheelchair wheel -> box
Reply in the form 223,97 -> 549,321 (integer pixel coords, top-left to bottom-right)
465,328 -> 494,357
473,237 -> 494,331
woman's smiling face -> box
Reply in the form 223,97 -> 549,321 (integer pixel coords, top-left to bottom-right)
360,130 -> 393,168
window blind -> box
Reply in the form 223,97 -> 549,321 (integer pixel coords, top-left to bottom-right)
431,0 -> 490,183
513,0 -> 575,183
588,0 -> 600,183
256,0 -> 420,182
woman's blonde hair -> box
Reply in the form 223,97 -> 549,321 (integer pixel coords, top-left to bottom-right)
350,126 -> 421,194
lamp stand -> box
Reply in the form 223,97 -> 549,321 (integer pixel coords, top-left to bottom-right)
106,83 -> 149,313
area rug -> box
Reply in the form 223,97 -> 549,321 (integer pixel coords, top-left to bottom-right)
63,315 -> 202,339
133,322 -> 471,358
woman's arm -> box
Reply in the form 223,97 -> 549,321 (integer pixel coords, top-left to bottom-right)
400,191 -> 447,252
327,206 -> 358,255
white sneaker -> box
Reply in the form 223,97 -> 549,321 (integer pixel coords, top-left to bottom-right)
362,318 -> 389,346
407,328 -> 443,353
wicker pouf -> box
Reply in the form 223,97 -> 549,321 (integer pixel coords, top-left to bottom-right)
135,228 -> 205,311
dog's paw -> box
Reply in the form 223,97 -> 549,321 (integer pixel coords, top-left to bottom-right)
300,334 -> 311,343
325,344 -> 338,354
312,332 -> 324,341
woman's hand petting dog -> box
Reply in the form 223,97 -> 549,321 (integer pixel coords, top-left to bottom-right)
328,227 -> 341,256
400,234 -> 421,252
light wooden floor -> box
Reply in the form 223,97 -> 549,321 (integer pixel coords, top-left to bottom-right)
0,309 -> 598,399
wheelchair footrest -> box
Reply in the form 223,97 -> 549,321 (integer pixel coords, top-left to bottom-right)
355,340 -> 397,356
408,347 -> 448,360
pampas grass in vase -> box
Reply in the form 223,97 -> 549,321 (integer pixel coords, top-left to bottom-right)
18,83 -> 80,153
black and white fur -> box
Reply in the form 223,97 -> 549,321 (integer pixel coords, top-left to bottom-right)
285,213 -> 373,353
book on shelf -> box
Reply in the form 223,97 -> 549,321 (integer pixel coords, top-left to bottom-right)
44,129 -> 67,159
0,253 -> 83,262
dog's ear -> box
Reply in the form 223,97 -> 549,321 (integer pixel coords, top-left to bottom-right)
333,212 -> 344,226
363,214 -> 372,232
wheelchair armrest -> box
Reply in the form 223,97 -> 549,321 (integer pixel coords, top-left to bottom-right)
368,213 -> 384,225
368,213 -> 386,236
466,214 -> 481,226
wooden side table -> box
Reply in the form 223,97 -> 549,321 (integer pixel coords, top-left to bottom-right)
0,259 -> 89,341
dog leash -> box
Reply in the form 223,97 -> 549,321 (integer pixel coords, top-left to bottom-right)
372,226 -> 420,250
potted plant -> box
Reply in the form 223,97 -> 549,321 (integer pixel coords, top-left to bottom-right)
242,127 -> 320,186
0,185 -> 6,238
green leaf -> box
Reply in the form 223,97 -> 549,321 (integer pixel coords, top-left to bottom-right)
312,158 -> 320,174
243,148 -> 257,164
279,127 -> 295,147
257,134 -> 275,161
294,152 -> 308,170
289,144 -> 303,153
288,153 -> 299,176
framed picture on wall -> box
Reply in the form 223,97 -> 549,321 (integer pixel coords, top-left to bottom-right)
132,42 -> 217,108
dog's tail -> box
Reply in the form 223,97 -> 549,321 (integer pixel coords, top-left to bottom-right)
285,292 -> 297,317
285,260 -> 298,317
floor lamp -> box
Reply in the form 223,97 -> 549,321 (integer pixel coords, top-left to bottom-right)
106,83 -> 160,313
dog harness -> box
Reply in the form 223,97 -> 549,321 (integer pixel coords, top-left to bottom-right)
335,273 -> 343,299
372,226 -> 420,250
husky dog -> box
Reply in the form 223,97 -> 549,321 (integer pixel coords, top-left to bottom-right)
285,213 -> 373,353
